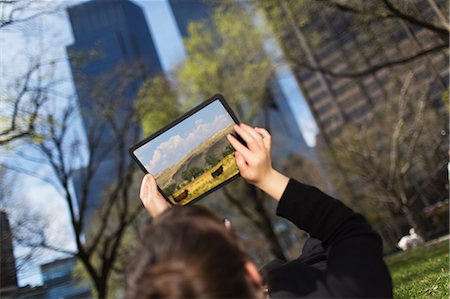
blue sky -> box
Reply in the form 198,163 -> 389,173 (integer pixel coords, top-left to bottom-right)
136,0 -> 186,72
134,100 -> 234,175
2,0 -> 319,287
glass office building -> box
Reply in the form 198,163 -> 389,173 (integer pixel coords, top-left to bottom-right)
66,0 -> 162,225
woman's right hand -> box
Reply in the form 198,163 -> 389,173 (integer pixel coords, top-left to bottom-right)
226,123 -> 289,201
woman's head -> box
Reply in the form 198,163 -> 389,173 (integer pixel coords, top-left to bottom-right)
127,205 -> 263,298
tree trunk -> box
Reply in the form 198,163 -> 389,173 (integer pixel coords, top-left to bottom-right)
94,278 -> 107,299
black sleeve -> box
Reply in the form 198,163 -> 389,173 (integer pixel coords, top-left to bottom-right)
276,179 -> 393,298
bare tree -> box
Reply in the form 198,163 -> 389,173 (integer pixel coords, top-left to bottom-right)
0,0 -> 70,146
1,61 -> 146,298
323,74 -> 448,238
1,2 -> 157,295
0,0 -> 67,29
0,58 -> 62,146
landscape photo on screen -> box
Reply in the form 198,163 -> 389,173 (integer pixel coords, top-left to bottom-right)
134,100 -> 239,205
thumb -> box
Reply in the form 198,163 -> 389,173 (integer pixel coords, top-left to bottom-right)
140,175 -> 150,198
146,174 -> 157,193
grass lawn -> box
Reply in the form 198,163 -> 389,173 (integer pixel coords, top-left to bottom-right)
385,239 -> 449,298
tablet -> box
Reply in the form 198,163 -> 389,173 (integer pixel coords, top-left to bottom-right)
129,94 -> 241,206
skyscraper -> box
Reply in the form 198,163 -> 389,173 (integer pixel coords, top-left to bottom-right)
67,0 -> 162,135
66,0 -> 163,223
67,0 -> 162,97
0,211 -> 17,289
275,1 -> 448,144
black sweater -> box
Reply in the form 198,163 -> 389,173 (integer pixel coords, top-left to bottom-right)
268,179 -> 393,298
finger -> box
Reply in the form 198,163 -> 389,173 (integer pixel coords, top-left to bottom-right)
254,127 -> 271,150
234,124 -> 258,151
254,127 -> 270,139
227,134 -> 252,160
235,151 -> 248,173
240,123 -> 264,147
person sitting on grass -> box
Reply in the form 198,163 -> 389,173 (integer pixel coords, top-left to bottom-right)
127,123 -> 393,298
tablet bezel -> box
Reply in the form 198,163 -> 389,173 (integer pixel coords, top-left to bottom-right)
129,94 -> 241,206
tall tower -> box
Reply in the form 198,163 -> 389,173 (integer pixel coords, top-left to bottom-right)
0,211 -> 17,289
67,0 -> 162,132
67,0 -> 162,96
66,0 -> 163,223
279,1 -> 449,143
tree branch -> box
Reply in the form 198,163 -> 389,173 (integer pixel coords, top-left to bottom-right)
382,0 -> 449,42
297,43 -> 448,78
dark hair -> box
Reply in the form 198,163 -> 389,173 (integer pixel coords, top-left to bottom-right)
126,206 -> 262,298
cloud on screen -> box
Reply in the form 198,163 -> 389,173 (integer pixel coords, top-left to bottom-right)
146,113 -> 233,174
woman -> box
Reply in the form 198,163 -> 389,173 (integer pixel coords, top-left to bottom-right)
127,124 -> 393,298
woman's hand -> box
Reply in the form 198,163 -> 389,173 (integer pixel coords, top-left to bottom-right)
226,123 -> 289,201
139,174 -> 170,218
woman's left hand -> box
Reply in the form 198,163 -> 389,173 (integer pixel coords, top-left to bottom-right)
139,174 -> 170,218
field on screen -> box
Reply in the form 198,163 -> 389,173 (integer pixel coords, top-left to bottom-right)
155,124 -> 239,205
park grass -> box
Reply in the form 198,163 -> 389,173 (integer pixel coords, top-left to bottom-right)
385,239 -> 449,299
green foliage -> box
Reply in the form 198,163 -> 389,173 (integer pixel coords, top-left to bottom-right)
178,4 -> 273,121
181,167 -> 204,181
135,75 -> 182,136
385,240 -> 449,298
205,153 -> 220,167
163,183 -> 177,196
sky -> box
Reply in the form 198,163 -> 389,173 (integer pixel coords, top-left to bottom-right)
134,100 -> 234,175
1,0 -> 319,287
136,0 -> 187,71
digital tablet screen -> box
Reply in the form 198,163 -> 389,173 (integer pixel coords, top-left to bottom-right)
130,95 -> 240,206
